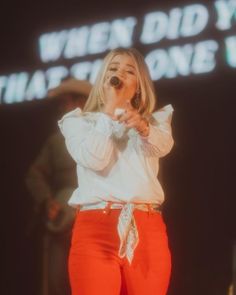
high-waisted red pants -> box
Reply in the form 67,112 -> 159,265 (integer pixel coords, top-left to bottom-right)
69,208 -> 171,295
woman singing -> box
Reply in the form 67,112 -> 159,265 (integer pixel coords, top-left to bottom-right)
58,47 -> 174,295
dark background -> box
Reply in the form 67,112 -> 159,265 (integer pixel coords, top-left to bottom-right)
0,0 -> 235,294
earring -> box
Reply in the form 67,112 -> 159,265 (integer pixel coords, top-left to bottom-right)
132,88 -> 141,109
97,95 -> 105,107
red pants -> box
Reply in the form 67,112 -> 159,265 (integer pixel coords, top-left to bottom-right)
69,209 -> 171,295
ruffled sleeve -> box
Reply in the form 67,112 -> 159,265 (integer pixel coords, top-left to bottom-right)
140,104 -> 174,157
58,108 -> 114,171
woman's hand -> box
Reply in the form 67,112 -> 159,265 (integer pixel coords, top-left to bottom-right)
118,101 -> 149,136
103,77 -> 124,116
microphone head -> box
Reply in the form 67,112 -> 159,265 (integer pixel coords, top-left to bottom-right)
110,76 -> 122,88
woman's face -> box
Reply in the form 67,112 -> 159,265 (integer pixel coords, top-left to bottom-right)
104,54 -> 138,103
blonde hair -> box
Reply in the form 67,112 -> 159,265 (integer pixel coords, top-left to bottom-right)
83,48 -> 156,117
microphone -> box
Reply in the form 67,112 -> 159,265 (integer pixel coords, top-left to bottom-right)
110,76 -> 122,88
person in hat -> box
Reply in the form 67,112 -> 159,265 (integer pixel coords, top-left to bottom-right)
25,78 -> 92,295
59,48 -> 174,295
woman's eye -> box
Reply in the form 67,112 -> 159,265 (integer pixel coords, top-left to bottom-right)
127,70 -> 134,75
109,68 -> 117,71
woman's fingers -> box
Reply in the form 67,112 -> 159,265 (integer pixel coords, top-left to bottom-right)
118,111 -> 133,122
125,117 -> 140,128
119,112 -> 142,129
119,101 -> 139,123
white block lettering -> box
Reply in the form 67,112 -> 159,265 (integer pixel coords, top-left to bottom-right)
39,30 -> 68,62
225,35 -> 236,67
215,0 -> 236,30
192,40 -> 219,73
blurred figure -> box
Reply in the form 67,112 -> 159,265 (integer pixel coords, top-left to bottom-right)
25,78 -> 92,295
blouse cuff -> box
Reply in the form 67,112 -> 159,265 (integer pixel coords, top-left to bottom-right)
94,113 -> 113,136
139,104 -> 174,143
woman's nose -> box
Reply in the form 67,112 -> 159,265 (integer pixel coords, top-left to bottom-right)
117,69 -> 125,77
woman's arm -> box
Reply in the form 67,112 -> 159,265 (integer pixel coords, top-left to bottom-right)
58,108 -> 115,171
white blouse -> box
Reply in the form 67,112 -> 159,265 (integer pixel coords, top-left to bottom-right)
58,104 -> 174,208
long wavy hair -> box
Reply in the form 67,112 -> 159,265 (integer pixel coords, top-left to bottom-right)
83,48 -> 156,117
